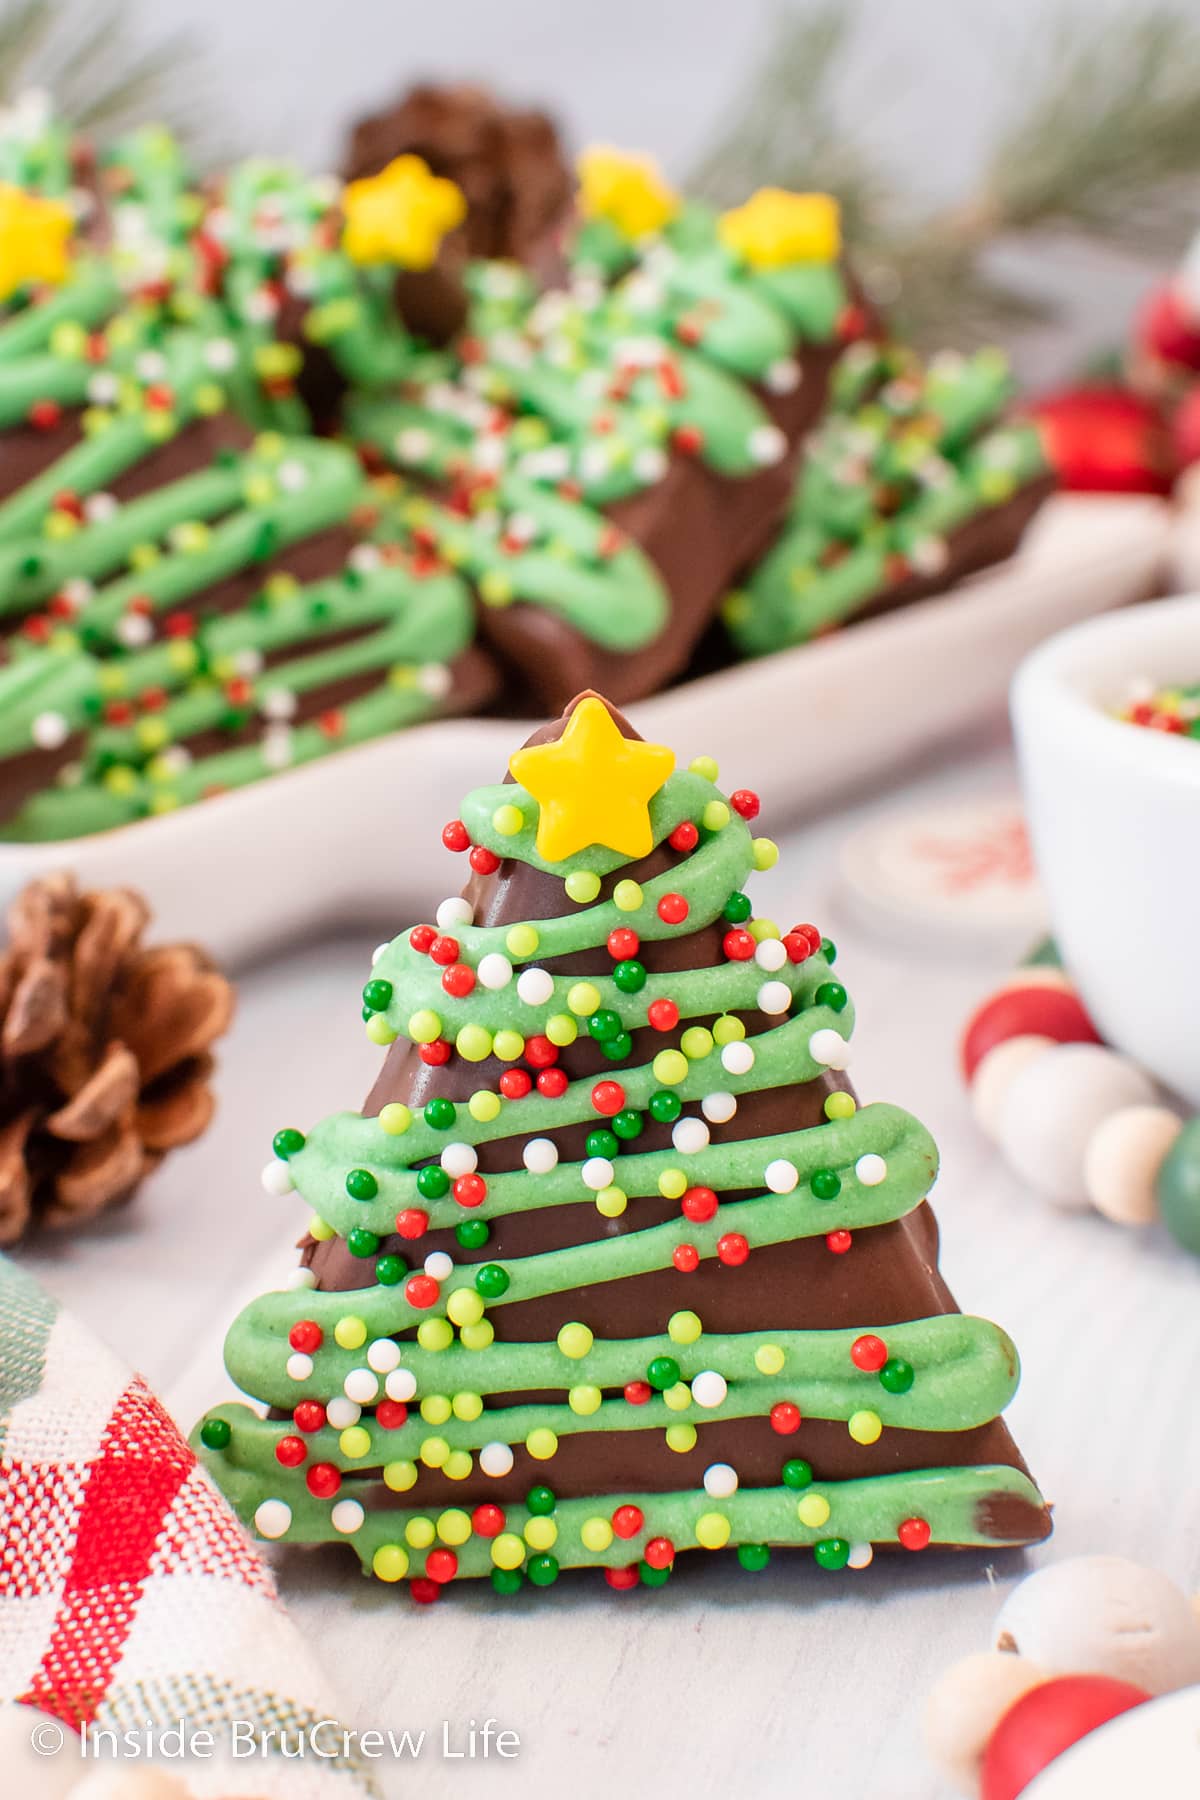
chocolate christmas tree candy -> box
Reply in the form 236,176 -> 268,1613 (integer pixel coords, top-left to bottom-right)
195,693 -> 1050,1599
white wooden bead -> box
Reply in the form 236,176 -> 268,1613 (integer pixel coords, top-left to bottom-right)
1083,1105 -> 1182,1225
970,1034 -> 1054,1140
995,1044 -> 1156,1209
922,1652 -> 1045,1795
993,1557 -> 1200,1695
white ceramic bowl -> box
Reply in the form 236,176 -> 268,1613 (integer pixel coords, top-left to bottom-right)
1012,595 -> 1200,1107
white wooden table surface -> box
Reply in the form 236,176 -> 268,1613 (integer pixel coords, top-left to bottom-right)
19,732 -> 1200,1800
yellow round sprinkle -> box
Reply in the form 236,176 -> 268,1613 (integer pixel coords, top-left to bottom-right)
797,1493 -> 831,1529
419,1436 -> 450,1469
524,1515 -> 558,1551
751,917 -> 781,940
417,1318 -> 454,1352
755,1343 -> 785,1375
366,1015 -> 398,1045
451,1390 -> 483,1421
825,1092 -> 857,1120
379,1103 -> 412,1134
613,879 -> 643,912
752,836 -> 779,871
569,1384 -> 603,1416
557,1322 -> 594,1360
309,1215 -> 335,1242
491,1532 -> 525,1570
849,1409 -> 883,1445
437,1508 -> 472,1546
545,1012 -> 578,1047
689,755 -> 719,782
665,1423 -> 697,1453
506,924 -> 539,958
565,870 -> 601,904
444,1450 -> 473,1480
568,981 -> 602,1016
456,1024 -> 493,1063
492,1029 -> 525,1062
653,1049 -> 689,1086
658,1168 -> 687,1200
595,1185 -> 627,1218
469,1089 -> 502,1123
339,1425 -> 371,1459
446,1288 -> 484,1327
663,1382 -> 692,1412
702,801 -> 730,832
526,1427 -> 558,1460
581,1516 -> 614,1553
680,1026 -> 714,1061
405,1515 -> 436,1548
493,803 -> 524,836
334,1315 -> 367,1350
372,1544 -> 409,1582
695,1511 -> 731,1549
383,1460 -> 418,1492
420,1394 -> 452,1426
668,1310 -> 703,1345
408,1009 -> 442,1044
460,1320 -> 494,1351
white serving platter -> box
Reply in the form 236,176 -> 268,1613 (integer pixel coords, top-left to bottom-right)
0,493 -> 1170,966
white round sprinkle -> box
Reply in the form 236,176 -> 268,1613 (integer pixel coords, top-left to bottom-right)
204,336 -> 238,371
855,1153 -> 888,1187
703,1462 -> 739,1498
285,1267 -> 317,1291
721,1041 -> 755,1077
326,1397 -> 361,1429
436,896 -> 474,930
421,1253 -> 452,1284
691,1371 -> 728,1409
385,1368 -> 417,1403
344,1368 -> 379,1404
477,953 -> 513,990
581,1156 -> 614,1191
261,1159 -> 294,1196
765,357 -> 801,394
285,1352 -> 313,1382
440,1141 -> 478,1178
396,426 -> 432,463
84,491 -> 117,523
749,423 -> 787,465
418,662 -> 452,699
517,967 -> 554,1005
810,1028 -> 851,1070
764,1159 -> 799,1195
32,711 -> 70,750
331,1499 -> 365,1535
261,687 -> 297,720
848,1542 -> 875,1569
523,1137 -> 559,1174
757,980 -> 792,1016
371,941 -> 389,966
116,611 -> 152,647
701,1090 -> 738,1125
367,1338 -> 402,1374
754,938 -> 788,972
254,1499 -> 292,1540
479,1441 -> 515,1478
672,1117 -> 710,1155
261,727 -> 293,771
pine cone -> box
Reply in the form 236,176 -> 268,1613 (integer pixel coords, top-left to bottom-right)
0,874 -> 234,1244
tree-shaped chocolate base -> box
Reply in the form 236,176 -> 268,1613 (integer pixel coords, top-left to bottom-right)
196,694 -> 1050,1598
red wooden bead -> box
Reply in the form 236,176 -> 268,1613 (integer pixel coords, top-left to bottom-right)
405,1275 -> 440,1309
453,1174 -> 486,1209
605,1565 -> 640,1590
850,1334 -> 888,1372
409,925 -> 436,953
981,1676 -> 1150,1800
782,933 -> 814,963
960,979 -> 1101,1082
681,1185 -> 718,1223
441,962 -> 475,997
306,1463 -> 341,1498
289,1320 -> 322,1353
673,1243 -> 700,1273
647,998 -> 679,1032
717,1232 -> 750,1266
897,1516 -> 931,1551
524,1035 -> 558,1068
395,1208 -> 429,1239
770,1402 -> 802,1435
472,1504 -> 506,1538
293,1401 -> 325,1434
623,1381 -> 652,1407
724,929 -> 756,961
429,934 -> 459,965
410,1577 -> 442,1605
730,789 -> 760,820
537,1068 -> 568,1098
442,819 -> 470,852
644,1536 -> 675,1569
669,821 -> 699,852
275,1435 -> 307,1467
376,1401 -> 408,1430
419,1039 -> 452,1066
500,1069 -> 532,1099
607,927 -> 640,959
592,1080 -> 625,1115
826,1229 -> 853,1255
469,845 -> 500,875
657,892 -> 689,925
425,1549 -> 458,1584
612,1504 -> 645,1538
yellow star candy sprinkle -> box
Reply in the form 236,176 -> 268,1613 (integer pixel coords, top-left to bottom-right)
341,155 -> 466,271
0,183 -> 73,303
717,188 -> 841,270
509,696 -> 675,863
577,146 -> 680,241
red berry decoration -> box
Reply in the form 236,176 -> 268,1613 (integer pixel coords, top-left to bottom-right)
623,1381 -> 652,1406
289,1320 -> 322,1353
405,1274 -> 440,1309
395,1208 -> 429,1239
419,1039 -> 452,1066
981,1676 -> 1150,1800
850,1334 -> 888,1372
657,892 -> 688,925
770,1402 -> 802,1435
730,789 -> 760,820
524,1035 -> 558,1068
275,1435 -> 306,1467
717,1231 -> 750,1266
425,1548 -> 458,1584
469,845 -> 500,875
612,1504 -> 645,1538
537,1068 -> 568,1098
409,925 -> 435,953
591,1080 -> 625,1116
673,1243 -> 700,1273
499,1069 -> 532,1099
669,821 -> 699,852
441,962 -> 475,997
442,819 -> 470,852
605,1565 -> 640,1590
429,934 -> 459,966
647,998 -> 679,1032
607,927 -> 639,959
410,1577 -> 441,1605
453,1174 -> 486,1208
723,929 -> 756,961
306,1463 -> 341,1498
643,1536 -> 675,1569
826,1229 -> 853,1255
376,1401 -> 408,1430
897,1516 -> 931,1551
472,1504 -> 506,1538
293,1401 -> 326,1434
960,978 -> 1101,1081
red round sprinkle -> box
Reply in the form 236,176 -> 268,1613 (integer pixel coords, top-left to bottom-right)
441,962 -> 475,997
289,1320 -> 322,1353
851,1334 -> 888,1372
730,789 -> 761,820
306,1463 -> 341,1498
717,1232 -> 750,1266
163,610 -> 196,638
898,1517 -> 931,1552
453,1173 -> 486,1209
591,1080 -> 625,1116
442,819 -> 470,853
409,925 -> 436,953
29,398 -> 62,431
770,1402 -> 802,1435
524,1035 -> 558,1069
669,821 -> 699,853
395,1208 -> 429,1239
681,1185 -> 718,1223
607,926 -> 640,959
673,1243 -> 700,1273
612,1504 -> 645,1538
647,998 -> 679,1032
500,1069 -> 532,1099
657,892 -> 689,925
376,1401 -> 408,1430
425,1548 -> 458,1584
469,845 -> 500,875
723,929 -> 756,961
792,923 -> 823,953
644,1536 -> 675,1569
623,1382 -> 652,1407
293,1401 -> 325,1434
472,1504 -> 506,1538
410,1577 -> 441,1605
537,1068 -> 568,1098
429,934 -> 459,966
783,932 -> 814,964
826,1229 -> 853,1255
275,1435 -> 306,1467
419,1040 -> 452,1067
405,1275 -> 440,1309
605,1565 -> 640,1590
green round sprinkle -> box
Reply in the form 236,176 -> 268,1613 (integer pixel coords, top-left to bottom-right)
200,1418 -> 232,1451
375,1254 -> 406,1286
456,1219 -> 490,1251
491,1567 -> 523,1595
362,978 -> 393,1013
423,1097 -> 456,1131
649,1090 -> 682,1124
600,1032 -> 633,1061
821,937 -> 837,964
417,1165 -> 451,1200
612,959 -> 646,993
612,1109 -> 643,1141
361,1006 -> 373,1023
810,1168 -> 841,1201
346,1168 -> 378,1201
588,1009 -> 623,1042
527,1485 -> 556,1515
639,1560 -> 671,1587
723,891 -> 752,924
738,1543 -> 771,1572
815,981 -> 848,1013
475,1263 -> 510,1298
347,1227 -> 380,1259
879,1357 -> 915,1394
526,1553 -> 559,1586
272,1128 -> 305,1159
586,1128 -> 620,1159
782,1458 -> 813,1490
646,1355 -> 680,1391
814,1537 -> 850,1571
